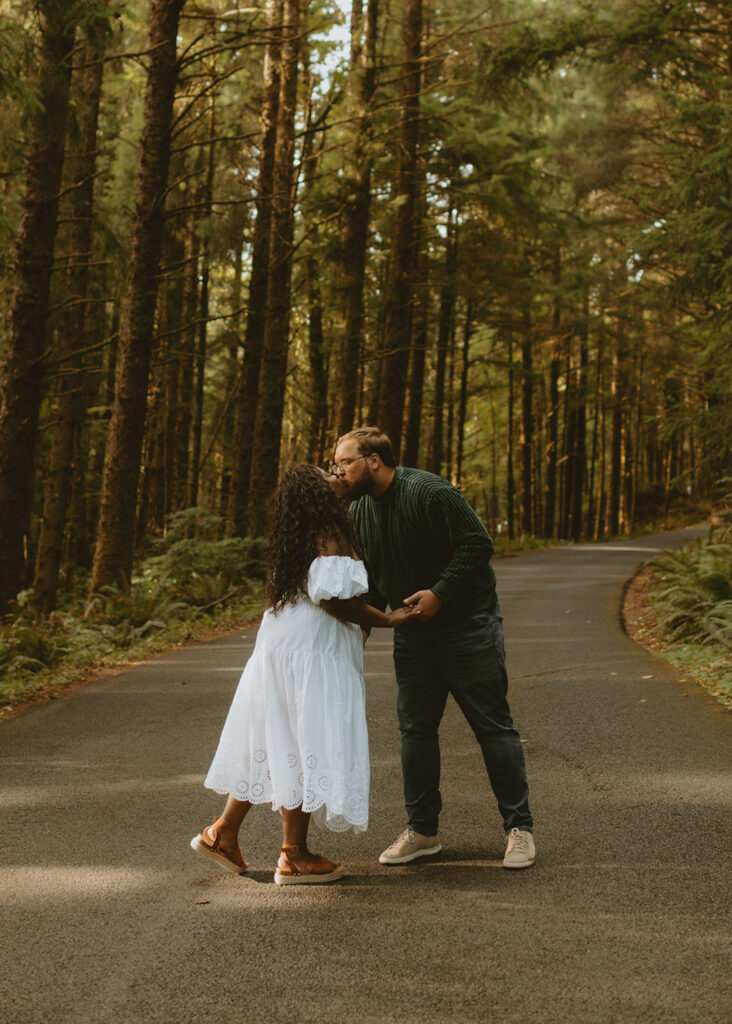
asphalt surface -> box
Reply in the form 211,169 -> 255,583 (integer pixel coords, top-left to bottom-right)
1,524 -> 730,1024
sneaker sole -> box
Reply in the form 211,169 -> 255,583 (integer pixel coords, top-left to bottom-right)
274,865 -> 346,885
190,835 -> 248,875
502,857 -> 535,870
379,843 -> 442,865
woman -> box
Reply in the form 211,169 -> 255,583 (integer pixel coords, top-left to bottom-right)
191,464 -> 415,884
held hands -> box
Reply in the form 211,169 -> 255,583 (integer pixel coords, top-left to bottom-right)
386,605 -> 420,627
403,589 -> 442,623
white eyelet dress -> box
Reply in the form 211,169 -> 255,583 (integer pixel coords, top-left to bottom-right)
204,556 -> 370,833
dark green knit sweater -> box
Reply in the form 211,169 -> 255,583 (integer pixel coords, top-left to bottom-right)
349,467 -> 497,623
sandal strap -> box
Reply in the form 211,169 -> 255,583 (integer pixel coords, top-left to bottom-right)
206,821 -> 233,853
279,844 -> 301,875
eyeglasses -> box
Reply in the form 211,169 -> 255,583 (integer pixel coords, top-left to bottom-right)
330,454 -> 374,475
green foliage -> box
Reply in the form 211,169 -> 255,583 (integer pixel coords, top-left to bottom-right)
141,507 -> 266,605
650,538 -> 732,649
0,614 -> 69,674
0,511 -> 267,699
83,579 -> 187,631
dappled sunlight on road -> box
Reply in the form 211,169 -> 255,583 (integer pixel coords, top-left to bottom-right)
1,865 -> 153,901
0,773 -> 206,811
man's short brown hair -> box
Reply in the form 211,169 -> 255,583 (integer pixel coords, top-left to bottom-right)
337,426 -> 395,468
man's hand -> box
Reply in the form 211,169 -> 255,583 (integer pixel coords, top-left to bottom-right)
403,589 -> 442,623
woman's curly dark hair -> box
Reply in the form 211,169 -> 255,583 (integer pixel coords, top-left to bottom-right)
266,464 -> 355,611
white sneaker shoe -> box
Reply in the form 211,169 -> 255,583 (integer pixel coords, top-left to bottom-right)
503,827 -> 535,869
379,828 -> 442,865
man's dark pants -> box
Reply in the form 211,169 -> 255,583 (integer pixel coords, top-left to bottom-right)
393,603 -> 532,837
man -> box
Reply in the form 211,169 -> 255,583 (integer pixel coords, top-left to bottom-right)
331,426 -> 535,869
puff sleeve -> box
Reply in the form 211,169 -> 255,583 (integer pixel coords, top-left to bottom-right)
307,556 -> 369,603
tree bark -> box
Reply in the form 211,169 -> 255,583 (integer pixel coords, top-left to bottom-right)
586,314 -> 604,538
543,249 -> 561,538
402,185 -> 429,468
506,336 -> 516,541
33,23 -> 106,614
218,239 -> 245,517
0,0 -> 76,608
455,299 -> 473,486
445,315 -> 457,481
91,0 -> 185,591
227,0 -> 282,536
607,331 -> 628,537
301,78 -> 328,466
305,249 -> 328,465
520,308 -> 533,538
428,207 -> 457,475
569,299 -> 589,541
188,98 -> 217,509
334,0 -> 379,437
377,0 -> 421,455
246,0 -> 301,536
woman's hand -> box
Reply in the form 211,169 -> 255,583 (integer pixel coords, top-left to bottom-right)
386,605 -> 420,627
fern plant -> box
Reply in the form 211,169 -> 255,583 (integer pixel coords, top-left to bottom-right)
651,539 -> 732,648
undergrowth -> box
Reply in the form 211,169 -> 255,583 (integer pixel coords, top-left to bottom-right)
646,529 -> 732,705
0,510 -> 266,710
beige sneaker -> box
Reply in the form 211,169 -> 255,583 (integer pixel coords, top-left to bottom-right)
503,828 -> 535,869
379,828 -> 442,865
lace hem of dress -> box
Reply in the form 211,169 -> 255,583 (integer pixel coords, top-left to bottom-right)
204,778 -> 367,833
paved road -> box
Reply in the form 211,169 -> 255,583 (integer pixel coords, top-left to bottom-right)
1,525 -> 730,1024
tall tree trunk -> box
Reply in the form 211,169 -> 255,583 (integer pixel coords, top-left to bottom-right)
188,99 -> 217,508
68,296 -> 114,573
301,78 -> 328,465
586,315 -> 603,538
91,0 -> 184,591
520,308 -> 533,538
455,299 -> 473,486
401,169 -> 428,468
305,250 -> 328,464
506,336 -> 516,541
445,315 -> 457,481
33,23 -> 106,614
428,206 -> 456,474
0,0 -> 76,608
77,307 -> 119,564
377,0 -> 421,455
624,336 -> 642,534
559,335 -> 575,539
570,305 -> 588,542
594,326 -> 608,540
607,331 -> 628,537
402,235 -> 428,465
569,296 -> 593,544
334,0 -> 379,437
246,0 -> 301,536
218,239 -> 245,517
490,397 -> 499,534
543,249 -> 561,538
227,0 -> 283,536
174,223 -> 199,512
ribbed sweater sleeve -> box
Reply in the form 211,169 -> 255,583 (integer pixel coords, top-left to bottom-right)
427,485 -> 494,607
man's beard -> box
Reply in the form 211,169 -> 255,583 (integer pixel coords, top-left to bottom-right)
342,469 -> 373,500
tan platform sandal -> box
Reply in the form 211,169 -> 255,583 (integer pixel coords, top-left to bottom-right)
274,844 -> 346,885
190,820 -> 248,875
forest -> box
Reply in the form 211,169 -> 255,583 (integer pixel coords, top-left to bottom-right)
0,0 -> 730,625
